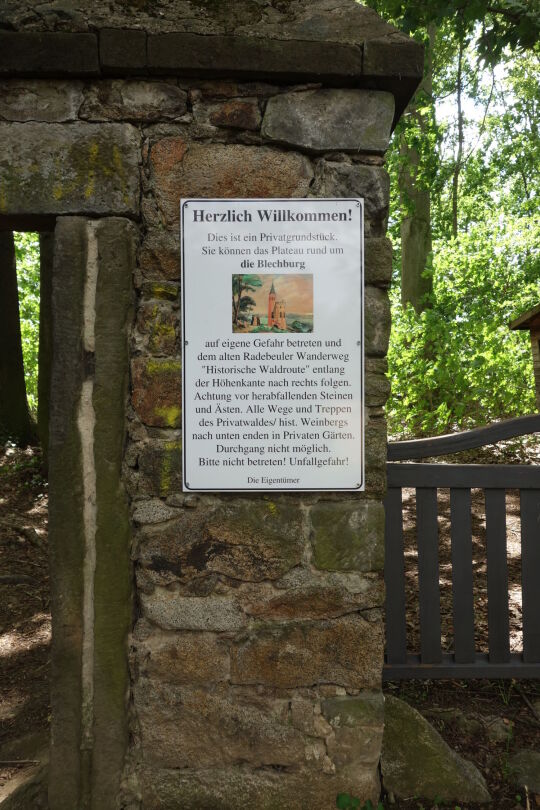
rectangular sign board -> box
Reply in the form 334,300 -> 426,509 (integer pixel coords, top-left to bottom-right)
181,197 -> 364,492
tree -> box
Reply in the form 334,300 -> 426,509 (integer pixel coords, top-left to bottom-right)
38,232 -> 54,466
366,1 -> 540,63
387,44 -> 540,436
397,23 -> 436,313
0,231 -> 36,445
366,0 -> 540,437
232,275 -> 262,326
368,0 -> 540,313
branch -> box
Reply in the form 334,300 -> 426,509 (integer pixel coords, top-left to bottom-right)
486,4 -> 526,24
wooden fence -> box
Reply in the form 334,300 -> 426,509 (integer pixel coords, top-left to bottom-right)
383,414 -> 540,680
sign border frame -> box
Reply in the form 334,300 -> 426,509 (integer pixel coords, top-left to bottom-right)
180,196 -> 365,493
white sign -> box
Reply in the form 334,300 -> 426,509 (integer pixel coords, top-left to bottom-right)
181,198 -> 364,492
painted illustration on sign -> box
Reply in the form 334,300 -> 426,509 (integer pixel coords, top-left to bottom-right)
232,274 -> 313,333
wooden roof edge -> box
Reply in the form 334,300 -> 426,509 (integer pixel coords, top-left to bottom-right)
509,302 -> 540,331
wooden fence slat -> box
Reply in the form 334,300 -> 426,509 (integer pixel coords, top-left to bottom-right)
485,489 -> 510,663
416,487 -> 442,664
450,488 -> 475,663
384,487 -> 407,665
521,489 -> 540,663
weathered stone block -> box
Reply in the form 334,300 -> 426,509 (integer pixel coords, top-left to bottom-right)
135,680 -> 304,770
290,696 -> 332,739
0,122 -> 140,216
135,629 -> 230,685
323,692 -> 384,770
231,615 -> 383,689
365,236 -> 393,287
133,499 -> 180,526
137,500 -> 305,585
382,695 -> 491,803
239,568 -> 383,620
310,500 -> 384,572
365,414 -> 387,471
209,99 -> 262,130
138,440 -> 182,498
147,32 -> 365,82
193,80 -> 278,100
131,357 -> 181,428
262,89 -> 394,153
0,32 -> 99,76
136,301 -> 179,355
141,588 -> 246,632
365,285 -> 391,356
139,229 -> 180,281
0,81 -> 83,122
365,358 -> 391,407
80,80 -> 187,122
99,28 -> 147,74
149,138 -> 312,226
312,161 -> 389,235
364,37 -> 424,78
140,766 -> 380,810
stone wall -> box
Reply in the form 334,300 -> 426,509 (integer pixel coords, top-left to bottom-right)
128,79 -> 392,810
0,6 -> 422,807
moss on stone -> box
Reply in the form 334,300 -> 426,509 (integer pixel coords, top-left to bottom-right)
159,439 -> 183,495
322,692 -> 384,727
154,404 -> 181,426
382,695 -> 491,803
143,282 -> 179,301
310,500 -> 384,572
146,358 -> 181,375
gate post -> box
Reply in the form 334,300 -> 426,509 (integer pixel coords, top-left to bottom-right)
48,218 -> 136,810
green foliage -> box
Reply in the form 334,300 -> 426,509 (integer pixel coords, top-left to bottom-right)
336,794 -> 360,809
365,0 -> 540,62
13,232 -> 40,415
388,212 -> 539,436
383,22 -> 540,437
336,796 -> 383,810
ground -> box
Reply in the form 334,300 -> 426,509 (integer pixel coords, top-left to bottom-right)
0,442 -> 49,792
0,439 -> 538,809
383,677 -> 540,810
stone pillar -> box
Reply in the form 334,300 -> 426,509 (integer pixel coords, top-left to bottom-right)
129,87 -> 394,810
0,5 -> 423,808
48,217 -> 136,810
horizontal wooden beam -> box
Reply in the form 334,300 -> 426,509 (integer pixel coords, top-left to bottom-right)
388,413 -> 540,461
387,462 -> 540,489
383,652 -> 540,680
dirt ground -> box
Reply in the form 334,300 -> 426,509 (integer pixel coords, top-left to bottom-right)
399,436 -> 540,656
0,443 -> 49,790
0,438 -> 538,809
401,486 -> 523,654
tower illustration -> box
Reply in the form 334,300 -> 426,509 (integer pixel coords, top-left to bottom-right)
267,279 -> 287,330
268,279 -> 276,326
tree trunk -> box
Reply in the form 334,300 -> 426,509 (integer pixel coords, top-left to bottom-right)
233,276 -> 244,325
452,36 -> 465,238
400,24 -> 436,314
0,231 -> 35,445
38,231 -> 54,467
